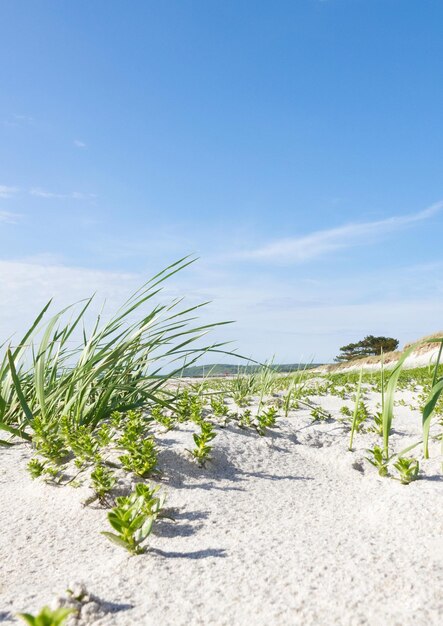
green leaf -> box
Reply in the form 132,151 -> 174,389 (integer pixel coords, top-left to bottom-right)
101,531 -> 132,551
382,343 -> 417,457
422,377 -> 443,458
137,516 -> 154,543
16,614 -> 36,626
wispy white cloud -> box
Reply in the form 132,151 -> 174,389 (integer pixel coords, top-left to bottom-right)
0,185 -> 19,199
74,139 -> 87,148
0,256 -> 442,362
2,114 -> 34,128
0,210 -> 22,224
237,201 -> 443,264
30,188 -> 97,200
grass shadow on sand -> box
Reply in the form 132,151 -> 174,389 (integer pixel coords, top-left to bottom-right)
151,547 -> 227,560
158,445 -> 313,490
154,509 -> 210,538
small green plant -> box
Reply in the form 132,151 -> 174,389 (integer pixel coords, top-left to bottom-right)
339,406 -> 352,417
95,423 -> 114,447
210,395 -> 228,418
27,458 -> 46,479
367,411 -> 383,436
17,606 -> 74,626
281,369 -> 308,416
393,457 -> 420,485
119,437 -> 158,477
238,409 -> 252,429
110,410 -> 125,429
310,406 -> 331,422
150,404 -> 176,431
133,482 -> 166,516
365,445 -> 389,477
117,410 -> 148,449
282,392 -> 299,415
256,406 -> 278,436
102,483 -> 165,554
174,390 -> 203,423
188,420 -> 216,466
31,417 -> 68,464
347,401 -> 369,433
62,422 -> 100,465
91,463 -> 116,503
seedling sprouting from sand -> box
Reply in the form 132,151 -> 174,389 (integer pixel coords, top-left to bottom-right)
30,416 -> 68,464
343,401 -> 369,434
102,483 -> 165,554
150,404 -> 176,431
91,463 -> 116,503
238,409 -> 253,429
174,390 -> 203,423
95,423 -> 114,447
210,395 -> 228,418
27,458 -> 46,479
365,445 -> 389,477
188,420 -> 216,466
367,411 -> 383,436
17,606 -> 74,626
310,406 -> 331,422
119,437 -> 158,477
117,410 -> 148,449
256,406 -> 278,436
62,422 -> 100,467
393,457 -> 420,485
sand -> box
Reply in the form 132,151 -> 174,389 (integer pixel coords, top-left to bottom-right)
0,386 -> 442,625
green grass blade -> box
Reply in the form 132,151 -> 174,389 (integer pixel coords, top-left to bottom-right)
349,367 -> 363,450
382,343 -> 418,458
7,349 -> 34,426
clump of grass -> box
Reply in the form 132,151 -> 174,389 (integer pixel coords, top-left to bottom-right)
282,366 -> 310,417
1,257 -> 230,451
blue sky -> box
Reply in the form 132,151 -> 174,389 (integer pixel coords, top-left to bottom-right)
1,0 -> 443,362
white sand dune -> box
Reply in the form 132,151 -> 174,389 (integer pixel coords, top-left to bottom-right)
1,389 -> 442,625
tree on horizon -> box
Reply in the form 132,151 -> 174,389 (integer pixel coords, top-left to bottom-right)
334,335 -> 399,362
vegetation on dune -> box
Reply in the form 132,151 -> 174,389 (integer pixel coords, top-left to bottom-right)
179,362 -> 322,377
334,335 -> 399,362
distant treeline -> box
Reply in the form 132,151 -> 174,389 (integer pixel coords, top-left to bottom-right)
179,363 -> 323,378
